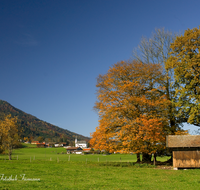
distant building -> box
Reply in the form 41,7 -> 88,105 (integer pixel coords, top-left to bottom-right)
31,141 -> 39,144
82,148 -> 91,153
54,143 -> 67,147
75,137 -> 87,148
66,147 -> 83,154
36,142 -> 46,148
46,142 -> 56,147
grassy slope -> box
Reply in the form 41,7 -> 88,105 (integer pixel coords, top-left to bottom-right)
0,147 -> 199,190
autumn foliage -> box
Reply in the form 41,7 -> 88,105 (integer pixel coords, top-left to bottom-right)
0,114 -> 20,160
167,27 -> 200,126
90,60 -> 170,154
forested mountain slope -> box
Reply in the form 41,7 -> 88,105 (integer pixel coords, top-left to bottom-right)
0,100 -> 90,143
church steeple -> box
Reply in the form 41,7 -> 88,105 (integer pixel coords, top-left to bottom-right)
75,136 -> 77,147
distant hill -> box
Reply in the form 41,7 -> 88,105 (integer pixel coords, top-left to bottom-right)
0,100 -> 90,144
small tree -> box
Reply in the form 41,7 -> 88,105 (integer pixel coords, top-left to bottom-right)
0,114 -> 20,160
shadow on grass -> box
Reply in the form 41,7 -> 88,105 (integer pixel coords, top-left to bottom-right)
99,159 -> 172,168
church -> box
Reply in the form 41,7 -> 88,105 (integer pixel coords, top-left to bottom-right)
75,137 -> 87,148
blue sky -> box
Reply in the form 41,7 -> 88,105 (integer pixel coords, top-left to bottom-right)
1,0 -> 200,137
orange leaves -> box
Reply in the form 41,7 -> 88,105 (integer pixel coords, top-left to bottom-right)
91,60 -> 169,154
174,130 -> 189,135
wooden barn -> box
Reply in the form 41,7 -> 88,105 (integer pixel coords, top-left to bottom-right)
166,135 -> 200,169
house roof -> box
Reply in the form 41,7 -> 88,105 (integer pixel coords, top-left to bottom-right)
36,143 -> 45,145
83,148 -> 91,152
66,147 -> 83,150
83,148 -> 91,150
166,135 -> 200,148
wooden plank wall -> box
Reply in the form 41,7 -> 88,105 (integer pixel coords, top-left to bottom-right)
173,151 -> 200,168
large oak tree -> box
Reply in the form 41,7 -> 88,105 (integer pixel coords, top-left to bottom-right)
91,60 -> 170,160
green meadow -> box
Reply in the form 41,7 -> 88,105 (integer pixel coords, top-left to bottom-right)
0,146 -> 200,190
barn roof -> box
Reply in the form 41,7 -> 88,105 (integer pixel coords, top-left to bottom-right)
166,135 -> 200,148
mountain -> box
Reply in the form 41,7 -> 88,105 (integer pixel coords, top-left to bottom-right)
0,100 -> 90,143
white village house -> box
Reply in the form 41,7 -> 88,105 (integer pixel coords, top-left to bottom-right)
75,137 -> 87,148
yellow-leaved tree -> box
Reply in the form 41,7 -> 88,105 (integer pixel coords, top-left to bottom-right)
0,114 -> 20,160
90,60 -> 170,162
167,26 -> 200,126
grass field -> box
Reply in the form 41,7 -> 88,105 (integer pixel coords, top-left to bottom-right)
0,146 -> 200,190
0,145 -> 170,162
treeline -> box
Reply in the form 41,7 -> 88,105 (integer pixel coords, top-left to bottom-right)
91,27 -> 200,161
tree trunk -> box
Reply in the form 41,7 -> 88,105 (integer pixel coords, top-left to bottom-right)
136,153 -> 140,162
8,146 -> 12,160
153,153 -> 157,161
153,153 -> 157,165
8,153 -> 12,160
142,153 -> 151,162
167,151 -> 173,163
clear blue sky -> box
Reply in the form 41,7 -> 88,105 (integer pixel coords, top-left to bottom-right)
1,0 -> 200,137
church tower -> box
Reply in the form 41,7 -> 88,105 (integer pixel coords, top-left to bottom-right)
75,136 -> 77,147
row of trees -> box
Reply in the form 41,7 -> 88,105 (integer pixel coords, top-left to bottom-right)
91,27 -> 200,161
23,136 -> 69,144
